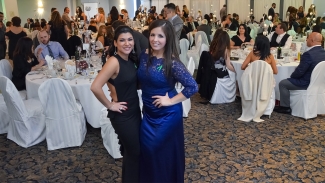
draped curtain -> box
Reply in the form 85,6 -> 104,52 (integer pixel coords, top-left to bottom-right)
140,0 -> 151,12
254,0 -> 280,23
189,0 -> 221,20
151,0 -> 167,15
227,0 -> 250,23
283,0 -> 304,20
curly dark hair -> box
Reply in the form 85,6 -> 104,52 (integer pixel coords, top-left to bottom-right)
110,6 -> 119,24
253,35 -> 271,60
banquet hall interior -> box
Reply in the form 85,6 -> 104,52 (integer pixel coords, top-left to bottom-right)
1,0 -> 325,182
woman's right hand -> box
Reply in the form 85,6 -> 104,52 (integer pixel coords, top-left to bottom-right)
108,101 -> 128,113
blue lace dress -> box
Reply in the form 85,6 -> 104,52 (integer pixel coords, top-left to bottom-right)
137,52 -> 198,182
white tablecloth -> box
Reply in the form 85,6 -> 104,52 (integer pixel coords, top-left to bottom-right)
26,73 -> 110,128
231,59 -> 299,100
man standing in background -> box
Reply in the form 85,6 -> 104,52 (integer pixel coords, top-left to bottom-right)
62,7 -> 72,24
164,3 -> 183,54
220,5 -> 227,20
268,3 -> 276,21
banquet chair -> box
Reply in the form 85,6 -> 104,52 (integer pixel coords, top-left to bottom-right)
238,61 -> 274,122
0,76 -> 45,147
179,39 -> 190,66
38,78 -> 86,150
199,43 -> 209,58
210,69 -> 236,104
290,61 -> 325,120
187,32 -> 194,48
0,59 -> 27,134
176,57 -> 195,117
99,108 -> 122,159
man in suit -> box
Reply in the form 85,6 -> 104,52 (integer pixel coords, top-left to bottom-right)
267,23 -> 292,49
229,13 -> 239,31
268,3 -> 276,21
220,5 -> 227,20
187,16 -> 199,32
197,19 -> 212,44
274,32 -> 325,114
62,7 -> 72,24
164,3 -> 183,54
24,18 -> 34,30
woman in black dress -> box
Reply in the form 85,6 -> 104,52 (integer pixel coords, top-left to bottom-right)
47,11 -> 69,52
91,26 -> 141,183
230,24 -> 254,49
12,37 -> 44,91
5,16 -> 27,59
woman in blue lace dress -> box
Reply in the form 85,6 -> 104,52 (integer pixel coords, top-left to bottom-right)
137,19 -> 198,182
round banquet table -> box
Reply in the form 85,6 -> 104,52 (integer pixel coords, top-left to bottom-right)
26,72 -> 111,128
231,59 -> 299,100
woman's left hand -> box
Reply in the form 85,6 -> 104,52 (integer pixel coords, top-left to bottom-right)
152,92 -> 173,108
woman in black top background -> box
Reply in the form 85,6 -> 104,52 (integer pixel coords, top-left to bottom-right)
230,24 -> 254,49
12,37 -> 44,91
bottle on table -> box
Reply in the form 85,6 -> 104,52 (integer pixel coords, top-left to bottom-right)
101,50 -> 106,66
277,46 -> 282,59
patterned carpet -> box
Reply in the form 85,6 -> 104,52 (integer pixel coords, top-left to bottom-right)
1,93 -> 325,182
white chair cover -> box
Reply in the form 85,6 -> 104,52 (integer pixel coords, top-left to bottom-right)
187,32 -> 194,48
210,69 -> 236,104
238,61 -> 274,122
95,41 -> 104,49
195,31 -> 209,46
0,76 -> 45,147
99,108 -> 122,159
0,59 -> 12,80
187,57 -> 195,76
199,43 -> 209,58
263,89 -> 275,116
38,78 -> 86,150
290,61 -> 325,119
0,93 -> 9,134
179,39 -> 190,66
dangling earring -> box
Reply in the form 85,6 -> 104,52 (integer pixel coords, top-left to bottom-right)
114,47 -> 117,55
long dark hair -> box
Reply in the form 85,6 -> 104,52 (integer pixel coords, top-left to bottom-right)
147,19 -> 180,79
108,25 -> 138,66
13,37 -> 33,60
76,6 -> 83,15
110,6 -> 119,23
237,24 -> 249,37
210,29 -> 224,53
253,35 -> 271,60
211,31 -> 230,61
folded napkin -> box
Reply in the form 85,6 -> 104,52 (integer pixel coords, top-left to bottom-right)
45,55 -> 54,70
65,60 -> 76,73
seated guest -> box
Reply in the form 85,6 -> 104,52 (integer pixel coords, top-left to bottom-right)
248,15 -> 258,24
88,20 -> 98,33
274,33 -> 325,114
12,37 -> 45,90
221,15 -> 231,28
229,13 -> 239,31
197,19 -> 212,44
35,30 -> 69,61
267,23 -> 292,49
196,29 -> 235,101
187,16 -> 199,32
96,25 -> 111,47
241,35 -> 278,74
230,24 -> 254,49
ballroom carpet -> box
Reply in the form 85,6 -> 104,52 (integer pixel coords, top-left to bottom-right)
1,93 -> 325,182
